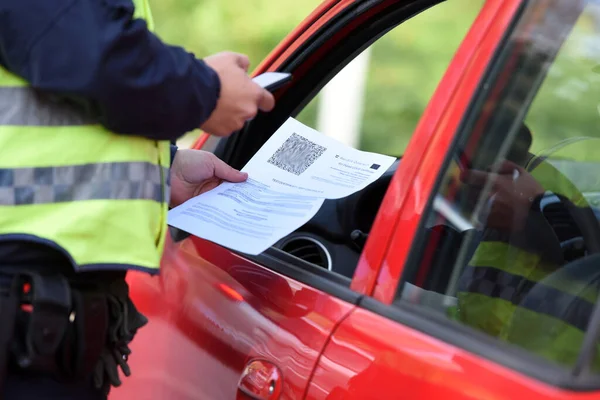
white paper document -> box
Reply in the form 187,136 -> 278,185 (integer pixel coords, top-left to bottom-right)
168,117 -> 395,255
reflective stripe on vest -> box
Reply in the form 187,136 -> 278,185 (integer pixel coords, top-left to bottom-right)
0,87 -> 97,126
458,265 -> 594,332
0,163 -> 168,205
0,0 -> 171,273
457,161 -> 596,365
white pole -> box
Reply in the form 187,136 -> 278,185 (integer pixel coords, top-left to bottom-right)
316,48 -> 371,148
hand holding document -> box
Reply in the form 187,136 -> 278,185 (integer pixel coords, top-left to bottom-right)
168,118 -> 395,255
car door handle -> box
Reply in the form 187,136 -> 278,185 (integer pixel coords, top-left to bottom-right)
237,359 -> 282,400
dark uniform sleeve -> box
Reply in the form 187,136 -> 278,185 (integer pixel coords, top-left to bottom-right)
0,0 -> 220,140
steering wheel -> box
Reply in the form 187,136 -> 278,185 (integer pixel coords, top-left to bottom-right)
525,139 -> 600,259
551,193 -> 600,256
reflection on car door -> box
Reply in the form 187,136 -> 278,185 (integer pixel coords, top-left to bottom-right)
110,236 -> 357,400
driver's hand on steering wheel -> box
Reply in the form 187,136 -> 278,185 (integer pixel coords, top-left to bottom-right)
461,160 -> 545,232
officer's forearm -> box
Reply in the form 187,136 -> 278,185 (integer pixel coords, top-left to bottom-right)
90,30 -> 222,139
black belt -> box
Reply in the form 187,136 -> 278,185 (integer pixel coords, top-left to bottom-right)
0,272 -> 20,392
0,269 -> 108,381
0,268 -> 146,396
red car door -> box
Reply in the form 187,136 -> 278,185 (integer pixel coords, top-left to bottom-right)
110,1 -> 465,399
307,0 -> 600,399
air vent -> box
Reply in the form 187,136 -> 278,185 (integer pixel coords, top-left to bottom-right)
280,237 -> 332,270
542,202 -> 581,242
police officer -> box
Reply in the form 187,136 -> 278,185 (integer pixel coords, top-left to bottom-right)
457,125 -> 598,368
0,0 -> 275,398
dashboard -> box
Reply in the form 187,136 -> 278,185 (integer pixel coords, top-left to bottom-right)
272,159 -> 400,278
272,157 -> 600,280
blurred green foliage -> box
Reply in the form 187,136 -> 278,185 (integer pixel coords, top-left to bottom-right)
527,8 -> 600,160
148,0 -> 320,71
149,0 -> 321,147
297,0 -> 484,155
505,5 -> 600,193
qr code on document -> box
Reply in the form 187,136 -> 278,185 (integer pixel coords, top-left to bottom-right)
267,133 -> 327,175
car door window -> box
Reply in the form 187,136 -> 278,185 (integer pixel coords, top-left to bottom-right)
172,1 -> 484,302
296,0 -> 483,157
396,0 -> 600,372
262,0 -> 483,283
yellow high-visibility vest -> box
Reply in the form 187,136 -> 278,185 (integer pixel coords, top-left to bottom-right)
457,160 -> 598,367
0,0 -> 170,274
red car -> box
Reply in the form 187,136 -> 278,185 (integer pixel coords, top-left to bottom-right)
111,0 -> 600,399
